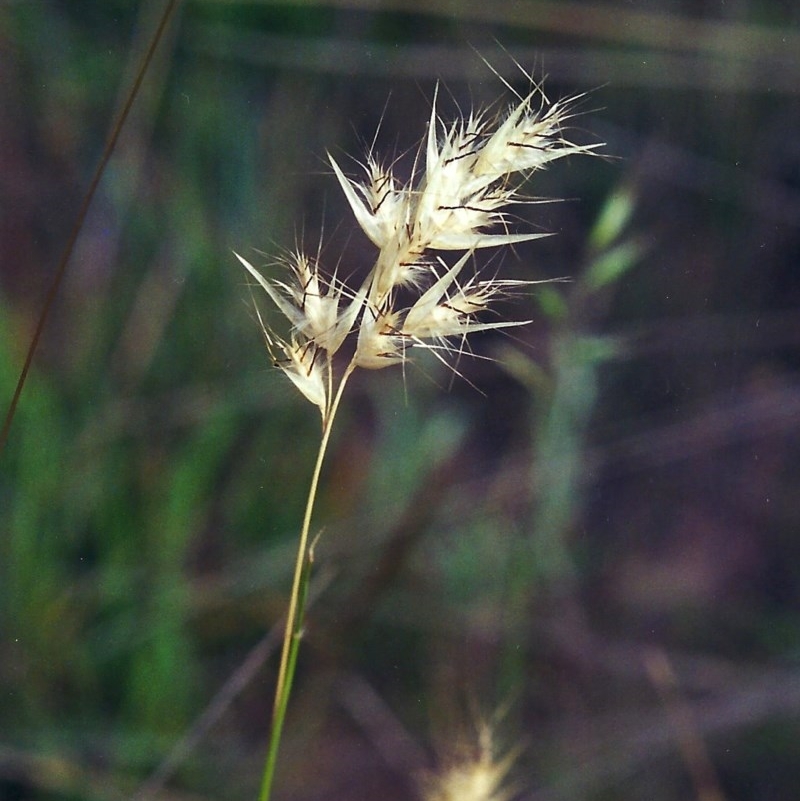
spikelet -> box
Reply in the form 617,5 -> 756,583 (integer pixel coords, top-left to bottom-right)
238,65 -> 599,417
420,722 -> 520,801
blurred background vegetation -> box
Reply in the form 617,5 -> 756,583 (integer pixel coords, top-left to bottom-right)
2,1 -> 800,799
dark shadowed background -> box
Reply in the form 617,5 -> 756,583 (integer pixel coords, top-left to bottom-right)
2,1 -> 800,799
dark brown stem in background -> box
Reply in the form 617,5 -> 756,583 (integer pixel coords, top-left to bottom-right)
0,0 -> 181,455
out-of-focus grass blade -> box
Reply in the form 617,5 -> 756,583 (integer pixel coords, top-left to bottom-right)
588,185 -> 637,253
584,238 -> 645,293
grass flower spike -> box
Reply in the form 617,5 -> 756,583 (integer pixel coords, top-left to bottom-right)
237,65 -> 598,801
239,75 -> 597,395
421,723 -> 520,801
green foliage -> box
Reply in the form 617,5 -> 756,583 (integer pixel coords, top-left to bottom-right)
3,2 -> 800,800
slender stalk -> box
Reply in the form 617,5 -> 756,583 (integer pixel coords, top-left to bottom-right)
0,0 -> 180,455
258,360 -> 356,801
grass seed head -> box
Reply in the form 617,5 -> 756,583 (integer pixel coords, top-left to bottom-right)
420,722 -> 520,801
240,64 -> 599,402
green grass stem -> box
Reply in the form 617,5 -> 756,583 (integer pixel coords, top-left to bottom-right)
258,361 -> 356,801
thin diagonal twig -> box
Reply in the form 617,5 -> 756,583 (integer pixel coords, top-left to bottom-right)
0,0 -> 181,455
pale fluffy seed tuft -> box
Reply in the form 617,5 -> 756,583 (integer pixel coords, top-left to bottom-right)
419,723 -> 519,801
238,64 -> 599,413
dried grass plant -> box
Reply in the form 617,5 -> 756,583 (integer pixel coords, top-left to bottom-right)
236,62 -> 599,801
